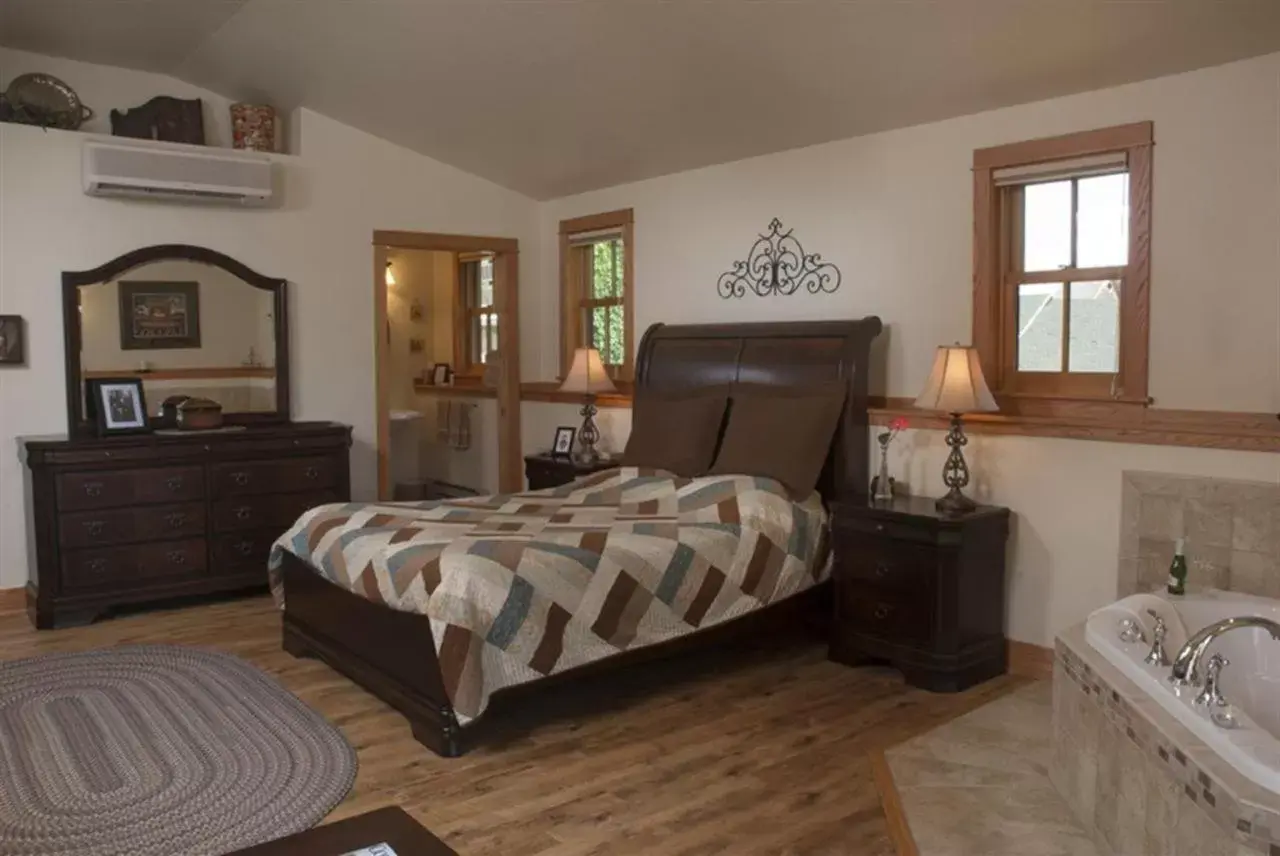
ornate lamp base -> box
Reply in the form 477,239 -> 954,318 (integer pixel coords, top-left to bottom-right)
573,394 -> 603,465
935,412 -> 978,515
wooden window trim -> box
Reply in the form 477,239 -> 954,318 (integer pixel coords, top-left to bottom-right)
973,122 -> 1153,413
559,208 -> 635,382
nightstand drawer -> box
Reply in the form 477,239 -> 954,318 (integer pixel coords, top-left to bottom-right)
834,514 -> 935,545
838,538 -> 935,595
839,582 -> 934,646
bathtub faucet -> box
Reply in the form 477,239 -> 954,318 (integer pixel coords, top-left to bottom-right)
1169,616 -> 1280,687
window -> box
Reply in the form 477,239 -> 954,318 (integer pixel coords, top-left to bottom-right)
973,123 -> 1152,406
559,209 -> 634,382
456,253 -> 498,376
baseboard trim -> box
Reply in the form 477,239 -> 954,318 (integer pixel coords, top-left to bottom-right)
870,750 -> 919,856
0,586 -> 26,614
1008,640 -> 1054,680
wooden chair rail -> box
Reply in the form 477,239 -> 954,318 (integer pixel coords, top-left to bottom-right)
869,397 -> 1279,453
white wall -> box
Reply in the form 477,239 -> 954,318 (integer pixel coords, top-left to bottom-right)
532,53 -> 1280,646
0,52 -> 539,591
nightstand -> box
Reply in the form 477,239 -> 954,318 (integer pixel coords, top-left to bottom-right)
524,453 -> 618,490
828,495 -> 1011,692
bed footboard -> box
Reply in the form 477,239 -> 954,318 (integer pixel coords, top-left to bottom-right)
278,552 -> 464,757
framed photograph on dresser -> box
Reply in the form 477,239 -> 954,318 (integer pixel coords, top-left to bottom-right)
87,377 -> 150,435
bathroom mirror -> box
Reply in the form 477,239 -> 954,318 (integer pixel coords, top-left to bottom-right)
63,245 -> 289,435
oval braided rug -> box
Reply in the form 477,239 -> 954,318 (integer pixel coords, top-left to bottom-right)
0,645 -> 357,856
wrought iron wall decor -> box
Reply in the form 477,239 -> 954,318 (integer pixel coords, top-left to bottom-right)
716,218 -> 842,299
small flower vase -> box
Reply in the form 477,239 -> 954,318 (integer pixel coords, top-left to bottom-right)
873,444 -> 894,502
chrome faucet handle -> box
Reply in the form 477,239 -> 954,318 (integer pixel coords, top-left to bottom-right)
1144,610 -> 1170,667
1195,653 -> 1229,708
1118,617 -> 1147,644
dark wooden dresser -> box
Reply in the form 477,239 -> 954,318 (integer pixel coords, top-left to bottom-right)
828,495 -> 1011,692
19,421 -> 351,629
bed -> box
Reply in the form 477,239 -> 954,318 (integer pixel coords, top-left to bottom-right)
272,318 -> 882,756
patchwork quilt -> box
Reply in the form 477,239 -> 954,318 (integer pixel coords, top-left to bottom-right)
268,468 -> 830,724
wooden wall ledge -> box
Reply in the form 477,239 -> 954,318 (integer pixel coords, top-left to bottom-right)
411,381 -> 634,408
413,382 -> 495,399
869,397 -> 1279,454
84,367 -> 276,380
519,382 -> 633,408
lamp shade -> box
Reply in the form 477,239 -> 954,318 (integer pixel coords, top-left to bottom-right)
913,345 -> 998,414
559,348 -> 617,395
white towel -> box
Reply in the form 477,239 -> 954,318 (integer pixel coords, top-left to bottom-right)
436,400 -> 451,444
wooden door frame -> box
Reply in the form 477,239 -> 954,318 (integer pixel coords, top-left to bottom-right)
373,230 -> 522,498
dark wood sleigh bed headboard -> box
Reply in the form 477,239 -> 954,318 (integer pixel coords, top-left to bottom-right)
634,318 -> 884,502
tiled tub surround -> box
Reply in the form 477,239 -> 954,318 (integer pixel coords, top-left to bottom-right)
1054,625 -> 1280,855
1119,472 -> 1280,598
1086,590 -> 1280,792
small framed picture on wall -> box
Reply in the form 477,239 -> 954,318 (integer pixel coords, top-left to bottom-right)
87,378 -> 150,436
552,426 -> 576,458
0,315 -> 24,365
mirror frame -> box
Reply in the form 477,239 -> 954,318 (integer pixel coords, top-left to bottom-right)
63,244 -> 290,436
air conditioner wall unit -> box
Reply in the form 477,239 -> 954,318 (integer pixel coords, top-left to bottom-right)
82,141 -> 275,207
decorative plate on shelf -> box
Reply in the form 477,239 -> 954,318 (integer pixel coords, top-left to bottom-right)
0,73 -> 94,130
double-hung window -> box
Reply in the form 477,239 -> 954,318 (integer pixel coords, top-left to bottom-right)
559,209 -> 634,382
973,122 -> 1152,406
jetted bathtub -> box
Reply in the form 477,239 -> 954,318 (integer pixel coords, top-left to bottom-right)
1086,589 -> 1280,793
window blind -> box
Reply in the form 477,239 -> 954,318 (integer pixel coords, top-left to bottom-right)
993,152 -> 1128,187
567,227 -> 624,247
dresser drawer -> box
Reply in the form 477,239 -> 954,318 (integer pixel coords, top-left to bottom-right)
62,539 -> 208,591
212,457 -> 338,498
60,503 -> 205,549
839,582 -> 934,647
56,466 -> 204,511
212,530 -> 279,576
212,490 -> 339,533
837,537 -> 935,595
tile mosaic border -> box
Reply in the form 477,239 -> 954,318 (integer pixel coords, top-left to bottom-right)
1057,630 -> 1280,853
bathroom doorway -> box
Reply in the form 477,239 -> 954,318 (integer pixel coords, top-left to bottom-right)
372,230 -> 521,499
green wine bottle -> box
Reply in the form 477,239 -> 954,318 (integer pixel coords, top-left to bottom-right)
1167,537 -> 1188,596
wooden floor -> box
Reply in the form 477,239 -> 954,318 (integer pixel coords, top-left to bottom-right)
0,594 -> 1027,855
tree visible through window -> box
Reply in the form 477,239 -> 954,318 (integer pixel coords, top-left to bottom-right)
560,209 -> 634,382
584,238 -> 625,368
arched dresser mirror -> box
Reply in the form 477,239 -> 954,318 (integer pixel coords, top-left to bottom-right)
61,244 -> 290,434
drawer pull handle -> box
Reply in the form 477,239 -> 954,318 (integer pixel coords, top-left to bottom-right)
231,471 -> 250,486
303,466 -> 320,480
84,481 -> 104,497
166,550 -> 187,566
164,512 -> 187,528
874,562 -> 890,579
234,506 -> 253,521
166,476 -> 184,491
84,520 -> 105,537
86,558 -> 107,573
873,603 -> 892,620
875,523 -> 886,533
236,540 -> 255,557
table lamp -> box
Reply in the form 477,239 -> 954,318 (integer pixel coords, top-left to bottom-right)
913,344 -> 998,514
559,347 -> 616,464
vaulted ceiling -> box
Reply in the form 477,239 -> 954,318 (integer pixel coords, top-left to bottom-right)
3,0 -> 1280,199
